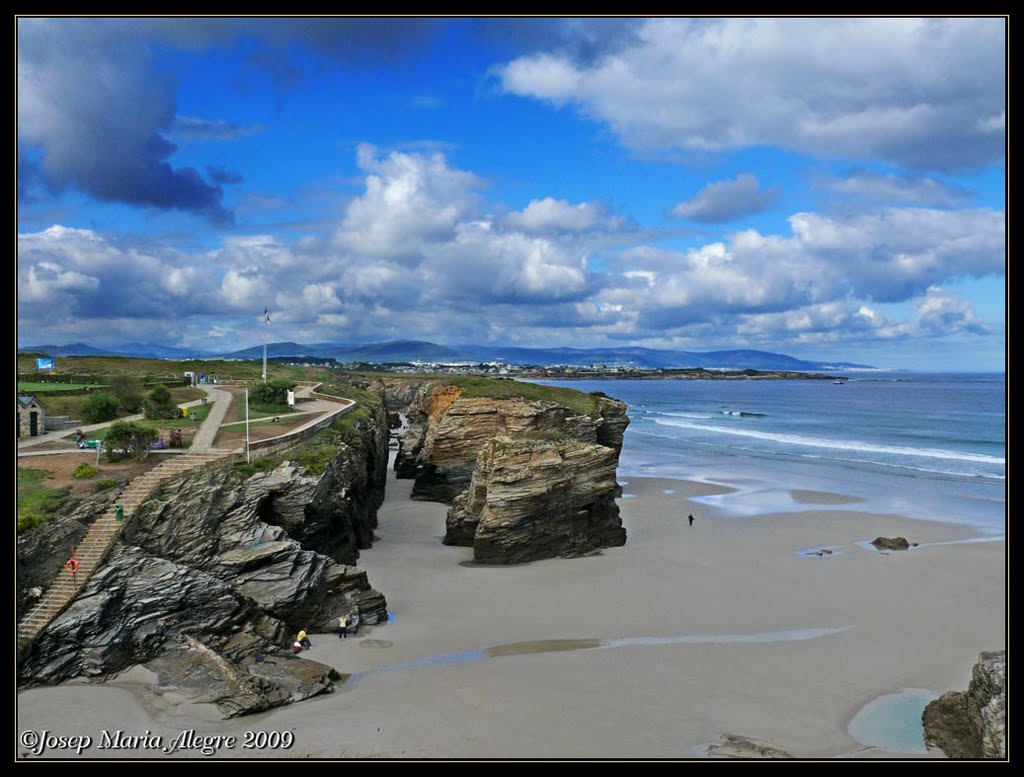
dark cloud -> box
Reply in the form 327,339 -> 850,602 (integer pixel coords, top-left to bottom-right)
18,19 -> 232,223
17,18 -> 443,223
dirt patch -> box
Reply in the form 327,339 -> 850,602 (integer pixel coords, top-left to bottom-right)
214,415 -> 314,448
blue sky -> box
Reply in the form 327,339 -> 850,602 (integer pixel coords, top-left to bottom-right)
17,17 -> 1006,370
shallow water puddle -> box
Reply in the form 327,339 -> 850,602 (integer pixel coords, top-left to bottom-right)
848,688 -> 938,754
347,625 -> 854,686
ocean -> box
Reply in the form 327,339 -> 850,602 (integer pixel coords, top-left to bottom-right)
535,373 -> 1006,534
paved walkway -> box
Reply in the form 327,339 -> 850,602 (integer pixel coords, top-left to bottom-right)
190,386 -> 233,452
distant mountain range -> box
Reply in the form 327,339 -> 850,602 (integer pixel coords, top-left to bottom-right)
20,339 -> 875,371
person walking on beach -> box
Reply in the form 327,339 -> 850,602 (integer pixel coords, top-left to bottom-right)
688,513 -> 694,526
337,614 -> 348,639
297,629 -> 312,650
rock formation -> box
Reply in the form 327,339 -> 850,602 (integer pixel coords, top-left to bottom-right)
706,733 -> 793,758
392,379 -> 629,562
871,536 -> 913,551
922,650 -> 1006,759
19,395 -> 390,717
20,544 -> 340,717
448,436 -> 625,563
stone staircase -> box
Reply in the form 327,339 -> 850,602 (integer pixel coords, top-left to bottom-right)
17,450 -> 235,654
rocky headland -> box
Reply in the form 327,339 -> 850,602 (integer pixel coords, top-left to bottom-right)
18,381 -> 390,718
385,378 -> 629,563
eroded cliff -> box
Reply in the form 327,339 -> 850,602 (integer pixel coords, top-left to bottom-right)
392,378 -> 629,562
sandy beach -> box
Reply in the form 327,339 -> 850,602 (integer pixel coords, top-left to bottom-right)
16,459 -> 1005,760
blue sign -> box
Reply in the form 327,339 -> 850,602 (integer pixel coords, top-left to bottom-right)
36,357 -> 55,371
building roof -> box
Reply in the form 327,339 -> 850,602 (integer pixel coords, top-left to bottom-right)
18,396 -> 41,408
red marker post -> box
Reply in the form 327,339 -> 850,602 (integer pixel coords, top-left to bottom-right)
65,557 -> 80,588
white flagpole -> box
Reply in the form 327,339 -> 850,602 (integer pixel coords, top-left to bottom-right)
245,387 -> 251,463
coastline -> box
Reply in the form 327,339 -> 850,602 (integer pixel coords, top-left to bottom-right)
16,458 -> 1005,760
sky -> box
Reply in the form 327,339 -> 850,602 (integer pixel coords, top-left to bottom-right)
16,17 -> 1006,370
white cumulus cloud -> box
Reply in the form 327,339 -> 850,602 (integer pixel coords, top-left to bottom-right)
671,173 -> 778,222
498,17 -> 1005,171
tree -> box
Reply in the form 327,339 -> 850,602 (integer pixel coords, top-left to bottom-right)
104,420 -> 160,461
143,383 -> 178,419
108,374 -> 144,413
251,378 -> 295,405
85,391 -> 120,422
148,383 -> 172,405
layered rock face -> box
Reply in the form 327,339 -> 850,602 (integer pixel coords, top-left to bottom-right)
448,436 -> 625,563
19,411 -> 390,717
923,650 -> 1006,759
394,381 -> 629,562
396,383 -> 628,504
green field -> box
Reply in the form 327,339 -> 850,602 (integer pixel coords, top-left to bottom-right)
18,382 -> 102,392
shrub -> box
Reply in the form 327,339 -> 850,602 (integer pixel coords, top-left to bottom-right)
72,463 -> 100,479
85,391 -> 120,422
142,398 -> 182,420
296,444 -> 338,476
142,383 -> 178,420
148,383 -> 172,405
250,378 -> 295,406
94,479 -> 118,491
144,385 -> 177,419
234,455 -> 281,480
105,419 -> 160,460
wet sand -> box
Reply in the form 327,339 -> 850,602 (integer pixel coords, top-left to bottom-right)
16,462 -> 1005,760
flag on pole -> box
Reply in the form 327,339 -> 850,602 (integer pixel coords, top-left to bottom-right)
264,309 -> 271,325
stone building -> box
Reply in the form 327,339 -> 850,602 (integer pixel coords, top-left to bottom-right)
17,396 -> 46,439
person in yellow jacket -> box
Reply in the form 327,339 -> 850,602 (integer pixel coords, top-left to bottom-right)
337,614 -> 348,639
297,629 -> 312,650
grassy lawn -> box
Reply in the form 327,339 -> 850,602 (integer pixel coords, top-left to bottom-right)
170,387 -> 206,403
251,402 -> 296,415
219,416 -> 295,430
35,394 -> 92,421
18,382 -> 103,392
17,467 -> 69,532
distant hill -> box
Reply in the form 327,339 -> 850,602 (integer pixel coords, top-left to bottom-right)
20,339 -> 874,371
110,342 -> 217,360
223,339 -> 477,363
222,341 -> 319,360
20,342 -> 121,357
460,344 -> 872,371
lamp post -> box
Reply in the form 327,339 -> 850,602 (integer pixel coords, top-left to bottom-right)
262,308 -> 270,384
